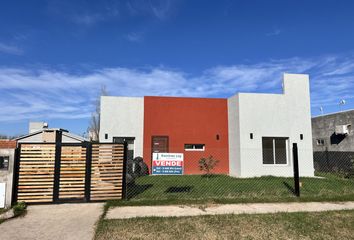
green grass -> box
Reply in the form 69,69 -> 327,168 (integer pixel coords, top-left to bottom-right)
95,210 -> 354,240
108,174 -> 354,207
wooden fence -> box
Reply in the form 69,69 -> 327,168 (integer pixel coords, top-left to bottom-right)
13,142 -> 126,204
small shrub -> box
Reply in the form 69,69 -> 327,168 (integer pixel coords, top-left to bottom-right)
13,201 -> 27,217
199,155 -> 219,176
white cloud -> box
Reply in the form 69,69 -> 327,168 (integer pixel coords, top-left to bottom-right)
126,0 -> 175,20
124,32 -> 144,42
0,42 -> 23,55
71,13 -> 105,26
149,0 -> 172,20
47,0 -> 120,27
266,27 -> 281,36
1,54 -> 354,122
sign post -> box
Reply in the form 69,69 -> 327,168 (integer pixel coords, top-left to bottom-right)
152,153 -> 184,175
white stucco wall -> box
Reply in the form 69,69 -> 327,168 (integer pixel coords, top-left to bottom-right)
227,94 -> 241,177
0,149 -> 15,207
61,134 -> 83,143
228,73 -> 314,177
17,133 -> 43,143
100,96 -> 144,158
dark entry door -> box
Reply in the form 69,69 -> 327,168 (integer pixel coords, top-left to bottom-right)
113,137 -> 135,161
152,136 -> 169,154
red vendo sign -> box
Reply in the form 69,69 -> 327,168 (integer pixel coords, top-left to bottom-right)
152,153 -> 184,175
153,160 -> 183,166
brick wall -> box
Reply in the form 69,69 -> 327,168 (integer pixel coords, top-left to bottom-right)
0,140 -> 17,149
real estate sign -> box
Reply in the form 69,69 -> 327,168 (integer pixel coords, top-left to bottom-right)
152,153 -> 184,175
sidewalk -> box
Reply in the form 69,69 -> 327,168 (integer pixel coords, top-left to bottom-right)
0,203 -> 103,240
106,201 -> 354,219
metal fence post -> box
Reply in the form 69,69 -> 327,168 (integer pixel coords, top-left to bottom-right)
53,130 -> 62,203
292,143 -> 300,197
122,141 -> 128,200
11,145 -> 21,205
84,142 -> 92,202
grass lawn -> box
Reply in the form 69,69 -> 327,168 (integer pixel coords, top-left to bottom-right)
95,210 -> 354,240
108,174 -> 354,207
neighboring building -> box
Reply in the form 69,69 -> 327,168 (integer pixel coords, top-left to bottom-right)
312,110 -> 354,174
0,140 -> 16,208
100,73 -> 314,177
312,110 -> 354,152
16,122 -> 88,144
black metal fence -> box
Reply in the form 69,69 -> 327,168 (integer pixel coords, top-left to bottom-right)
314,151 -> 354,178
121,146 -> 354,204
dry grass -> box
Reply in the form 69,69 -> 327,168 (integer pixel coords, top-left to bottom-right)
95,210 -> 354,240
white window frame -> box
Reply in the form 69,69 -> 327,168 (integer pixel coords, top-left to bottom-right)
184,144 -> 205,151
262,137 -> 289,166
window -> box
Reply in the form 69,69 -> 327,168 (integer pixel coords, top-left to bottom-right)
262,137 -> 288,165
0,156 -> 9,170
184,144 -> 205,151
105,134 -> 108,140
250,133 -> 253,139
300,134 -> 303,140
316,139 -> 325,146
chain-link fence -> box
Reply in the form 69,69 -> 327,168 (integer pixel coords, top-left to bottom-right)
122,147 -> 354,204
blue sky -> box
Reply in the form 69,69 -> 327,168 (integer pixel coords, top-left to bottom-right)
1,0 -> 354,136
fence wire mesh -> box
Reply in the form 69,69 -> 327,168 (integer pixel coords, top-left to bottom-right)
123,147 -> 354,204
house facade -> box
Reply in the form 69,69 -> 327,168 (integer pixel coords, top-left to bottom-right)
100,73 -> 315,177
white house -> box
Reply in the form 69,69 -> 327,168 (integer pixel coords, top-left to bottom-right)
100,73 -> 315,177
228,73 -> 314,177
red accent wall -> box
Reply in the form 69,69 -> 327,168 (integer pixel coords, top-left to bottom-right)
143,96 -> 229,175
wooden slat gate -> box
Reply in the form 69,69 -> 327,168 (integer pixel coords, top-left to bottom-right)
13,142 -> 126,204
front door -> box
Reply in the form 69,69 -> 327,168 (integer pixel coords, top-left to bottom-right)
152,136 -> 169,154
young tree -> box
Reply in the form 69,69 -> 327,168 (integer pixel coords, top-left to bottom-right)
198,155 -> 219,176
88,85 -> 108,142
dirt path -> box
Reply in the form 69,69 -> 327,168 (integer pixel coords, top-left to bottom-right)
0,203 -> 103,240
106,201 -> 354,219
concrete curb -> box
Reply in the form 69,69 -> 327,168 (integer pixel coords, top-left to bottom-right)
106,201 -> 354,219
0,209 -> 15,221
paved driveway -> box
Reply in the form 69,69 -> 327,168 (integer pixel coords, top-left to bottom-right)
0,203 -> 103,240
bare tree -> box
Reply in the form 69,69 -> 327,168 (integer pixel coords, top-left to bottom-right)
88,85 -> 108,142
